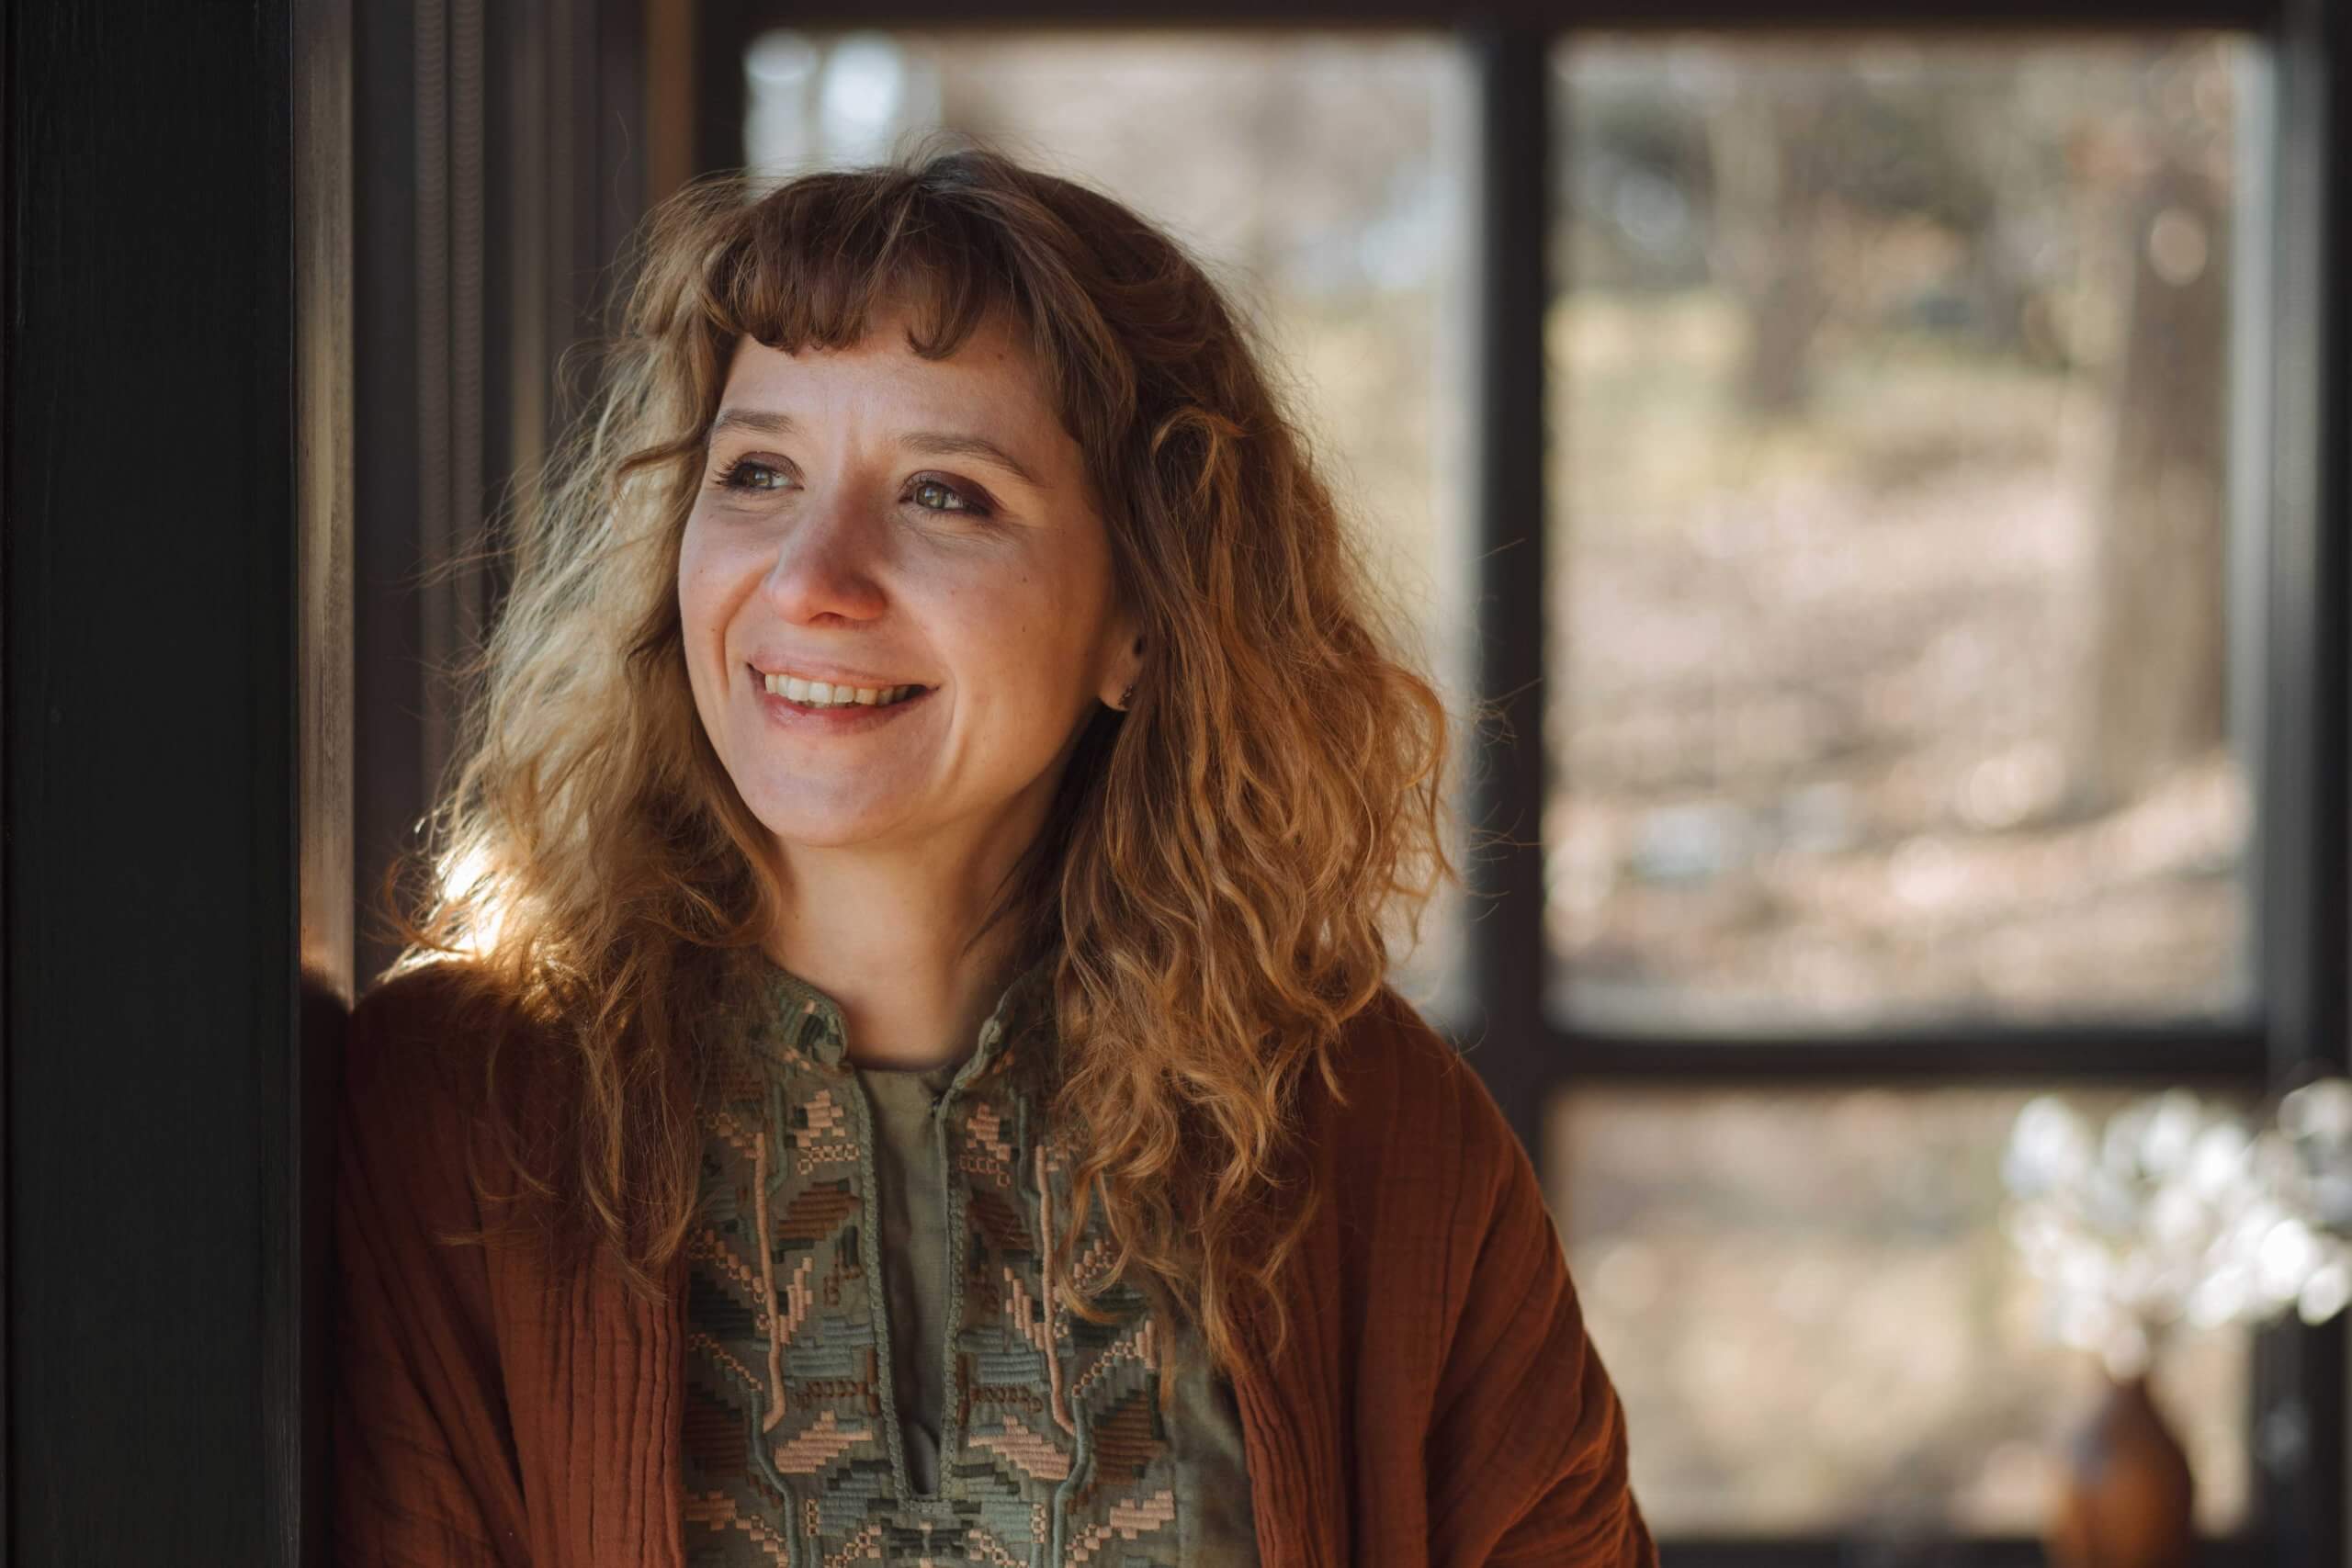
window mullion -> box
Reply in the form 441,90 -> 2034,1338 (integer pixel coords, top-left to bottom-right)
2253,2 -> 2350,1565
1464,23 -> 1555,1166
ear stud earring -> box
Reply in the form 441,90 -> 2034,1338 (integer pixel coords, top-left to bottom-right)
1114,635 -> 1143,711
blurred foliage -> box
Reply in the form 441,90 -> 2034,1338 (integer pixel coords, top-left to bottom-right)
1548,31 -> 2251,1034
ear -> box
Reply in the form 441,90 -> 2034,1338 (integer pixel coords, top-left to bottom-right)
1101,617 -> 1146,712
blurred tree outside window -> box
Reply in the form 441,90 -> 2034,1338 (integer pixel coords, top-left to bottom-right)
1546,33 -> 2253,1034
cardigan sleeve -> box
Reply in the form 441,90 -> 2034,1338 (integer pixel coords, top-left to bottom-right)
331,971 -> 533,1567
1420,1037 -> 1657,1568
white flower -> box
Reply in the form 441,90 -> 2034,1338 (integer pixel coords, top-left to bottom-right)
2001,1078 -> 2352,1351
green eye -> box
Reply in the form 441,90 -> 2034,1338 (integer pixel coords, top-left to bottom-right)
908,476 -> 997,520
717,458 -> 787,491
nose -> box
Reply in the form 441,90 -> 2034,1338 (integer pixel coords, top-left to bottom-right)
759,481 -> 888,626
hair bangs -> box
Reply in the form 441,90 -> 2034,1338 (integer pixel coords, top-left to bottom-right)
706,171 -> 1029,366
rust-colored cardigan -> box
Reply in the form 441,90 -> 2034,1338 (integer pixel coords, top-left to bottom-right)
331,964 -> 1656,1567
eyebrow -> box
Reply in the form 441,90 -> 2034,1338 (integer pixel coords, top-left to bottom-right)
707,406 -> 1043,487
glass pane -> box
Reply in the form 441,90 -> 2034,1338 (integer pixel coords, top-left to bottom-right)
1549,1085 -> 2255,1537
742,30 -> 1481,1017
1545,33 -> 2261,1032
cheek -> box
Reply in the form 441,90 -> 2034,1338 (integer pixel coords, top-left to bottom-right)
954,606 -> 1103,773
676,525 -> 737,636
674,532 -> 734,704
956,579 -> 1082,689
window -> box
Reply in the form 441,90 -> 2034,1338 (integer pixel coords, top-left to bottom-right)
713,10 -> 2335,1560
1541,30 -> 2272,1540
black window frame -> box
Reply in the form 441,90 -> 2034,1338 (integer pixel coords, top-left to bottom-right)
691,4 -> 2349,1565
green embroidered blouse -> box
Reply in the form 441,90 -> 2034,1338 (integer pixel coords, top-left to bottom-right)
680,954 -> 1259,1565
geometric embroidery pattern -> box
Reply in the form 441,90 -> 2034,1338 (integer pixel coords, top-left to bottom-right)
681,961 -> 1202,1566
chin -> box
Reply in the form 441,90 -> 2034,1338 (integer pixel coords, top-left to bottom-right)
748,797 -> 913,851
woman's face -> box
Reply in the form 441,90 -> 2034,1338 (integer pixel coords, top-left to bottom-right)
678,307 -> 1136,862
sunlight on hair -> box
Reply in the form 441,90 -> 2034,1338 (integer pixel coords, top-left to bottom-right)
433,840 -> 514,962
368,145 -> 1490,1364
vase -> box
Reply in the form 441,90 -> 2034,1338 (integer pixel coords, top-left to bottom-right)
2046,1370 -> 2196,1568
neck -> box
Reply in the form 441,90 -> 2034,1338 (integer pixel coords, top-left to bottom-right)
765,831 -> 1035,1073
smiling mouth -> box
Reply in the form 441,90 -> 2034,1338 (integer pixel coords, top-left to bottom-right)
753,669 -> 931,710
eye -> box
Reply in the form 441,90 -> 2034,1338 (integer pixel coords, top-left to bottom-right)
712,456 -> 790,493
907,475 -> 995,519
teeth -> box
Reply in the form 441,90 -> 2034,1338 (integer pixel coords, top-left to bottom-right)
762,671 -> 920,709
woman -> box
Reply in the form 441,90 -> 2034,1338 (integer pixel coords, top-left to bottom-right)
333,143 -> 1652,1568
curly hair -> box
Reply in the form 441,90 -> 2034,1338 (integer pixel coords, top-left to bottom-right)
372,138 -> 1469,1381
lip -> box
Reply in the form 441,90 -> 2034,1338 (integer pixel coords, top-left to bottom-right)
746,659 -> 928,691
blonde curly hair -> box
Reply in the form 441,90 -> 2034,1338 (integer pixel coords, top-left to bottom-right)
373,140 -> 1470,1379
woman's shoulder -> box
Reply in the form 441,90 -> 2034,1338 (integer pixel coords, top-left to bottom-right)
342,959 -> 559,1185
1328,981 -> 1469,1078
353,953 -> 530,1032
1315,982 -> 1526,1197
351,956 -> 558,1075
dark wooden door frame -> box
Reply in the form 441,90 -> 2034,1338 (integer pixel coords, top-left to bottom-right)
6,0 -> 655,1558
6,2 -> 351,1563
